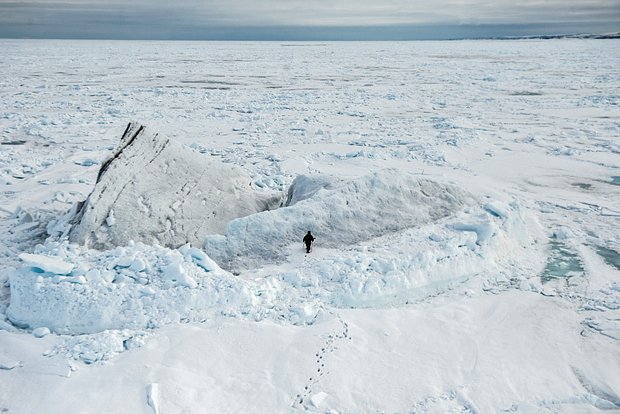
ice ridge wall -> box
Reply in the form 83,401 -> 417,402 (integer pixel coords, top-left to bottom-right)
204,170 -> 478,271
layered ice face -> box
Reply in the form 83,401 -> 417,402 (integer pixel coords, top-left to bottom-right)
67,123 -> 282,249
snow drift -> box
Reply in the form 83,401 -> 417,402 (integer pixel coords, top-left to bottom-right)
68,123 -> 281,249
204,170 -> 477,271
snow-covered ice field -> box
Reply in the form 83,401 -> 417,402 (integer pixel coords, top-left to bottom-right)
0,39 -> 619,413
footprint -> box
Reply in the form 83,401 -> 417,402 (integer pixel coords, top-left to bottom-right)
293,316 -> 352,407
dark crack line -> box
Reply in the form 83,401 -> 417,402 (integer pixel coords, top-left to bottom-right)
96,124 -> 144,183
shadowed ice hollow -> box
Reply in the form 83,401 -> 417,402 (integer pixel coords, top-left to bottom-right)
204,170 -> 478,271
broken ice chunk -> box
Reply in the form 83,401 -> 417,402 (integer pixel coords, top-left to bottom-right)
0,355 -> 21,370
106,209 -> 115,226
32,327 -> 51,338
18,253 -> 74,275
188,247 -> 222,272
310,391 -> 328,408
163,262 -> 197,288
146,383 -> 160,414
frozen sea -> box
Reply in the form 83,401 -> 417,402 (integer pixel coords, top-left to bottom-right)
0,39 -> 619,413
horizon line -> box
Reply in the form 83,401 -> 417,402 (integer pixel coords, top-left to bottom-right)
1,22 -> 618,42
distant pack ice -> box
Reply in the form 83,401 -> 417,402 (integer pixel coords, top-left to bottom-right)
68,123 -> 281,249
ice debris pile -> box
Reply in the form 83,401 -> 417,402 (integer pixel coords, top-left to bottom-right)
65,123 -> 281,250
8,241 -> 256,335
6,123 -> 543,337
7,195 -> 540,336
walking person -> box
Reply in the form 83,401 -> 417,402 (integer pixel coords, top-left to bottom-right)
303,231 -> 315,253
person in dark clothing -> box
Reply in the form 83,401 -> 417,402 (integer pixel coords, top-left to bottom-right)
303,231 -> 315,253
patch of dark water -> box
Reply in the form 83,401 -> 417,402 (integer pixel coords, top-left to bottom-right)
510,91 -> 543,96
572,182 -> 592,190
610,176 -> 620,186
1,140 -> 26,145
595,245 -> 620,271
180,80 -> 241,86
541,241 -> 584,283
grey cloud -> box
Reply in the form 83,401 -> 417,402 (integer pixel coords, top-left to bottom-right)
162,0 -> 620,26
0,0 -> 618,39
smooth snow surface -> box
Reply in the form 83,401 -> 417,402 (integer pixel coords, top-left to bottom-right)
1,39 -> 619,413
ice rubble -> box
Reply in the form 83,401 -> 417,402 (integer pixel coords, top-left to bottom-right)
7,167 -> 538,335
8,241 -> 244,335
67,123 -> 281,249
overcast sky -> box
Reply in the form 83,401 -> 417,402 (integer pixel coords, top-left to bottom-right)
1,0 -> 619,40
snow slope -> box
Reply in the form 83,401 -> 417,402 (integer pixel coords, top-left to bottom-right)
2,293 -> 619,413
0,39 -> 619,413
